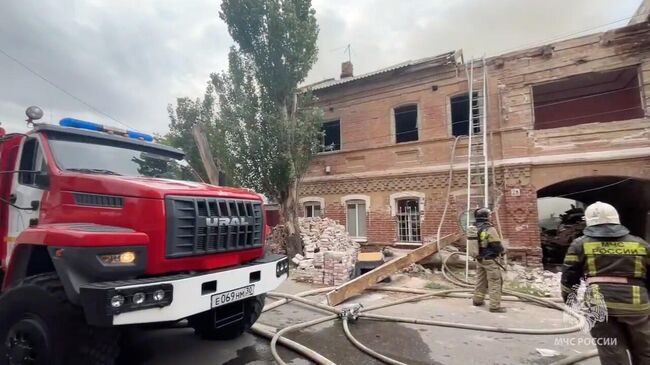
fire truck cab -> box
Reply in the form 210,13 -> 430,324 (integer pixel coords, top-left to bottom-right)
0,107 -> 288,364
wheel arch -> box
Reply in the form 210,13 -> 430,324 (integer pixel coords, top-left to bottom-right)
2,244 -> 56,291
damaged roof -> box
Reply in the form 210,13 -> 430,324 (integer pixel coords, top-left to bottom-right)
306,50 -> 461,92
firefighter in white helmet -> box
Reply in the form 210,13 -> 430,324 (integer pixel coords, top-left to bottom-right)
561,201 -> 650,364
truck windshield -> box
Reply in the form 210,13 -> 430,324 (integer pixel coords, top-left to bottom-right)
48,138 -> 200,182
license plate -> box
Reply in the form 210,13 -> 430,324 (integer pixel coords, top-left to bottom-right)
211,285 -> 255,307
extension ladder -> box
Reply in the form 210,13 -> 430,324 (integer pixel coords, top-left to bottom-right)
464,57 -> 489,280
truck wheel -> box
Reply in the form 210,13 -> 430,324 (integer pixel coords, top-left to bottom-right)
0,273 -> 120,365
188,294 -> 265,340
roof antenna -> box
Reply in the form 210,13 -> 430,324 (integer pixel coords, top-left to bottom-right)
25,106 -> 44,127
344,44 -> 351,63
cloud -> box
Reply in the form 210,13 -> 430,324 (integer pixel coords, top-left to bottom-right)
0,0 -> 642,135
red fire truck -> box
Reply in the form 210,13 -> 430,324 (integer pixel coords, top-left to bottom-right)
0,106 -> 289,364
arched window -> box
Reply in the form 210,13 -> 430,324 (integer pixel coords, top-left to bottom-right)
299,197 -> 324,218
342,195 -> 370,239
390,192 -> 425,244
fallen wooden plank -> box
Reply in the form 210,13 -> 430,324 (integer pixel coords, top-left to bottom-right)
192,124 -> 220,185
326,233 -> 461,306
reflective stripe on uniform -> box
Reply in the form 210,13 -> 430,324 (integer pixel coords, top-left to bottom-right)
605,301 -> 650,311
635,256 -> 644,278
564,254 -> 579,264
583,241 -> 647,255
587,255 -> 597,275
633,286 -> 641,305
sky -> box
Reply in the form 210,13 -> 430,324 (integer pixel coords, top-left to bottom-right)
0,0 -> 642,135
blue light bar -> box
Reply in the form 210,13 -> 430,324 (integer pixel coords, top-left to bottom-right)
127,130 -> 154,142
59,118 -> 103,131
59,118 -> 154,142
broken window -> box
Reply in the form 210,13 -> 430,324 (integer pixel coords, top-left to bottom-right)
320,120 -> 341,152
304,202 -> 322,218
396,199 -> 421,243
533,67 -> 643,130
394,105 -> 418,143
346,200 -> 367,238
450,92 -> 479,136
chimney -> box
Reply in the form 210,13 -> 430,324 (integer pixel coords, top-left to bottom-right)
340,61 -> 353,79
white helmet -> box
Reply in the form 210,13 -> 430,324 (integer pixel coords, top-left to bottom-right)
584,201 -> 620,227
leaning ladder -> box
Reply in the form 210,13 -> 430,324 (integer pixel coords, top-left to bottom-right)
464,57 -> 489,280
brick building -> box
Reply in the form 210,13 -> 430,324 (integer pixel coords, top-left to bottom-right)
298,15 -> 650,265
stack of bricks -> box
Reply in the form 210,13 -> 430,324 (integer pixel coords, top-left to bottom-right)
292,217 -> 360,285
268,225 -> 288,255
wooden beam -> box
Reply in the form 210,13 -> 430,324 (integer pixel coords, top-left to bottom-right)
326,233 -> 461,306
191,124 -> 220,185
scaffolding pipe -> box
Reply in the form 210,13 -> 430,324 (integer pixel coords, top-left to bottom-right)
465,59 -> 474,282
482,58 -> 489,208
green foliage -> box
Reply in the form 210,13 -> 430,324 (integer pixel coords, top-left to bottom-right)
211,0 -> 322,205
219,0 -> 319,105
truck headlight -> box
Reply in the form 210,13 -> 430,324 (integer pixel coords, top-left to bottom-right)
108,284 -> 173,314
99,251 -> 137,265
153,289 -> 166,301
111,295 -> 125,308
132,292 -> 146,305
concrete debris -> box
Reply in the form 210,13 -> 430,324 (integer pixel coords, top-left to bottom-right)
536,348 -> 561,357
401,263 -> 432,276
292,217 -> 361,285
291,253 -> 304,265
505,263 -> 562,297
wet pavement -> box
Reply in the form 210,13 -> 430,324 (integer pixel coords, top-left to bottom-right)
119,277 -> 601,364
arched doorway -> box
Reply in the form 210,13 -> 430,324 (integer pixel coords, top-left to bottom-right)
536,176 -> 650,268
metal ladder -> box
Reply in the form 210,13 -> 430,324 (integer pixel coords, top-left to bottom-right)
465,57 -> 489,214
464,57 -> 489,280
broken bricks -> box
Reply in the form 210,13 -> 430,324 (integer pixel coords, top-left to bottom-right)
292,217 -> 360,285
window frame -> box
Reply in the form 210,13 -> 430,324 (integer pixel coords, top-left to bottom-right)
395,198 -> 422,244
345,199 -> 367,239
392,104 -> 419,144
319,119 -> 341,153
303,201 -> 322,218
18,137 -> 48,187
449,91 -> 479,137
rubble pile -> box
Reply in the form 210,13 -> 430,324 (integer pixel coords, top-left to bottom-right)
292,217 -> 360,285
268,225 -> 288,255
505,263 -> 562,297
540,205 -> 585,268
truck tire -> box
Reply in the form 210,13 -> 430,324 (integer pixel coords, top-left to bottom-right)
188,294 -> 265,340
0,273 -> 120,365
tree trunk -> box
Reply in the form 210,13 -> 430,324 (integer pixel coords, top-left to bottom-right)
280,179 -> 303,259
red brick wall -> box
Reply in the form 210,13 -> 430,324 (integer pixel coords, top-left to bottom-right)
368,209 -> 397,244
325,202 -> 346,227
496,186 -> 542,265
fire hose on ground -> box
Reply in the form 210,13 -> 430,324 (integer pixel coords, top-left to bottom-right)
251,281 -> 596,365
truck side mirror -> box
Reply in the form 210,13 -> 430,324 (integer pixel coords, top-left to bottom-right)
34,173 -> 50,189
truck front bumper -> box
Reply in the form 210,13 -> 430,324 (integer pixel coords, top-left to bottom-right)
79,254 -> 289,326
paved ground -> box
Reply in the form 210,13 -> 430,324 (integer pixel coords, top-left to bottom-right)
119,276 -> 600,365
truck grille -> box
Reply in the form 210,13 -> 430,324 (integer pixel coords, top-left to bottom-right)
165,196 -> 264,258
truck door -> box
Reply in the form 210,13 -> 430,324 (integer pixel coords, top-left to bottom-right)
7,137 -> 48,263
